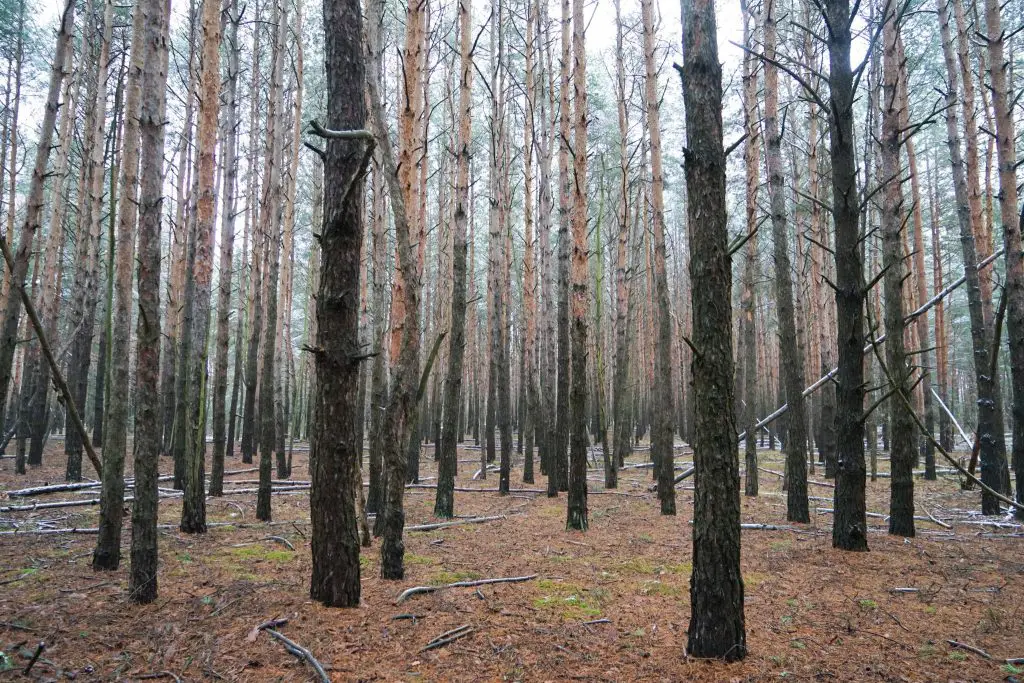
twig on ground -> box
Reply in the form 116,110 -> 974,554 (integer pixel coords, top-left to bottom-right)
396,575 -> 538,604
582,618 -> 611,625
947,639 -> 992,659
421,624 -> 474,652
138,672 -> 182,683
263,628 -> 330,682
920,505 -> 952,530
405,515 -> 505,533
391,613 -> 424,622
22,641 -> 44,674
247,618 -> 289,642
262,535 -> 295,550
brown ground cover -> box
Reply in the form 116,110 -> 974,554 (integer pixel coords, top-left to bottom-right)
1,440 -> 1022,681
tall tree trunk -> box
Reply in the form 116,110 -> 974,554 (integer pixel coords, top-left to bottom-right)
211,3 -> 242,497
565,0 -> 588,532
741,0 -> 760,498
681,0 -> 746,657
179,0 -> 224,534
93,0 -> 144,569
65,0 -> 114,483
255,1 -> 285,523
936,0 -> 1005,514
827,0 -> 868,551
435,0 -> 474,519
880,13 -> 915,537
641,0 -> 675,516
130,0 -> 170,603
983,0 -> 1024,518
366,0 -> 421,581
610,0 -> 629,483
521,0 -> 538,486
308,0 -> 368,606
552,0 -> 571,496
763,0 -> 808,522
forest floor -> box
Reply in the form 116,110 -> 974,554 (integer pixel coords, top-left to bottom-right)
1,440 -> 1023,682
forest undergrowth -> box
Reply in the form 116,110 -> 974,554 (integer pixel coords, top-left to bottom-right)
1,442 -> 1022,681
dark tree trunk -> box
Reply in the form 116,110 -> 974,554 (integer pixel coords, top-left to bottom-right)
129,0 -> 169,603
308,0 -> 367,606
680,0 -> 746,658
880,20 -> 914,537
827,0 -> 868,551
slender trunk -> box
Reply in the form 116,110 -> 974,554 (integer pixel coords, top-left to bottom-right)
763,0 -> 808,522
641,0 -> 674,516
435,0 -> 474,518
880,16 -> 914,537
936,0 -> 1005,513
93,0 -> 144,569
130,0 -> 170,603
741,0 -> 760,497
211,4 -> 242,497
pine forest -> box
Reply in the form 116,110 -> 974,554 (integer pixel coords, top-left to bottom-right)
0,0 -> 1022,676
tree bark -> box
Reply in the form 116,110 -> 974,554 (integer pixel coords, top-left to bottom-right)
681,0 -> 746,658
827,0 -> 868,551
565,0 -> 588,532
308,0 -> 368,606
880,13 -> 914,537
130,0 -> 170,603
93,0 -> 144,569
763,0 -> 808,522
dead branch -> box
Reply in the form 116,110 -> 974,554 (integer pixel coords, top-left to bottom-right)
395,575 -> 538,604
421,624 -> 474,652
405,515 -> 506,532
262,628 -> 330,682
947,640 -> 991,660
138,672 -> 182,683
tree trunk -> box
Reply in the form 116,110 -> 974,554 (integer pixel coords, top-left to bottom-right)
130,0 -> 170,603
935,0 -> 1006,514
610,0 -> 629,485
827,0 -> 868,551
93,0 -> 144,569
435,0 -> 474,519
641,0 -> 675,516
65,0 -> 114,483
211,4 -> 242,497
983,0 -> 1024,519
256,2 -> 285,523
308,0 -> 368,606
565,0 -> 588,532
680,0 -> 746,657
880,14 -> 915,537
741,0 -> 760,498
763,0 -> 808,522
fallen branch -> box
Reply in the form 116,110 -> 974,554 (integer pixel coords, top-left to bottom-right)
758,467 -> 835,488
420,624 -> 473,652
582,618 -> 611,625
395,574 -> 538,604
22,641 -> 44,674
947,639 -> 992,660
138,672 -> 182,683
920,505 -> 952,530
262,535 -> 295,550
405,515 -> 505,532
262,628 -> 330,682
649,466 -> 694,492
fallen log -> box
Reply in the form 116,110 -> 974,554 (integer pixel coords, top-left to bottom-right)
649,466 -> 695,492
757,467 -> 835,488
395,575 -> 537,604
